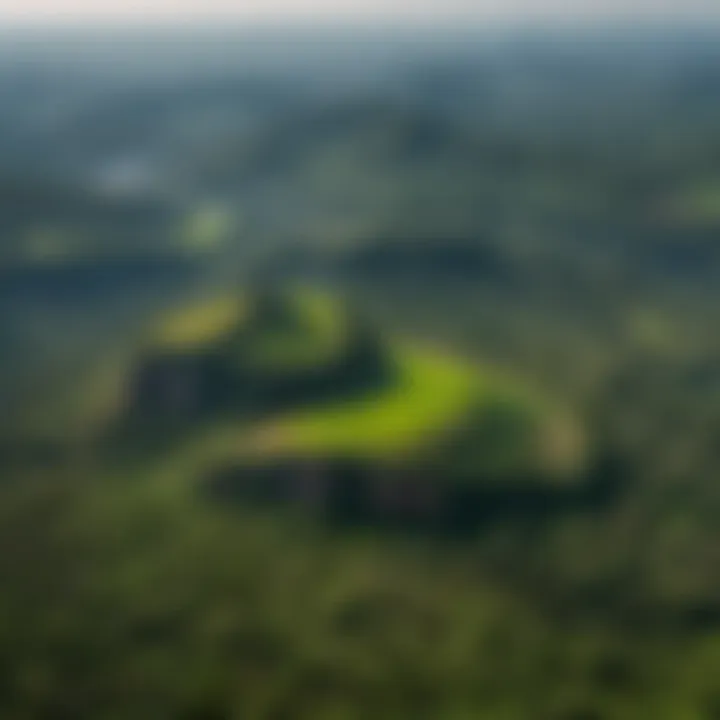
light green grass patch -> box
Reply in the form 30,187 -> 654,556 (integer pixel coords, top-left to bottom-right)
154,295 -> 247,352
242,345 -> 484,460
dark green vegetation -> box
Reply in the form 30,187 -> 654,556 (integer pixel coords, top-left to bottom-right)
2,30 -> 720,718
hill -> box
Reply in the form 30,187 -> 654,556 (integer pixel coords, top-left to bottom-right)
114,287 -> 586,523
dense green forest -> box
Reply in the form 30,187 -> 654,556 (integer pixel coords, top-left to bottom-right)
2,29 -> 720,718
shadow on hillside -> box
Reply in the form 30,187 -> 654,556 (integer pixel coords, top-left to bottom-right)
201,450 -> 628,538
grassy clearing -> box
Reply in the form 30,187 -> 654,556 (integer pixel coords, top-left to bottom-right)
154,295 -> 247,352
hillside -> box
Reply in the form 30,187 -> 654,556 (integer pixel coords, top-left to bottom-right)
114,288 -> 586,519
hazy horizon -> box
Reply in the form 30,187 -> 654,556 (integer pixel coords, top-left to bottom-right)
2,0 -> 720,28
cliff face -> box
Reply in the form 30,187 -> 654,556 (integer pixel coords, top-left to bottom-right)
203,452 -> 610,531
204,458 -> 444,524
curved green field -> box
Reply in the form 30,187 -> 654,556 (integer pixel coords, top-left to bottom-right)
233,343 -> 582,479
257,345 -> 481,459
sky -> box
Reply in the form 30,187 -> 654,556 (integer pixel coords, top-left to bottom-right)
1,0 -> 719,25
